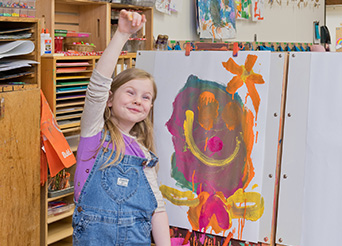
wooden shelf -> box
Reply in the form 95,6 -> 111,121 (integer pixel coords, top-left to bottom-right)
48,208 -> 75,224
36,0 -> 153,52
326,0 -> 342,4
48,191 -> 74,202
49,237 -> 72,246
48,220 -> 73,245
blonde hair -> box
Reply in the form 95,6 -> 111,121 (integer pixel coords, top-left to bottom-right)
101,68 -> 157,168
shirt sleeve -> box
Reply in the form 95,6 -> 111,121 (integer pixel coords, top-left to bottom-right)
81,69 -> 113,138
144,166 -> 166,213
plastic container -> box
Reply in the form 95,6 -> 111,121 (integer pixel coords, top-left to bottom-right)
44,29 -> 52,54
54,36 -> 64,52
123,38 -> 146,52
40,28 -> 45,56
48,201 -> 75,217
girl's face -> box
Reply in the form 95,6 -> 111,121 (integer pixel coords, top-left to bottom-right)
108,78 -> 154,133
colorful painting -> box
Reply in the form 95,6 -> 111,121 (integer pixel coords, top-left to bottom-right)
197,0 -> 236,39
235,0 -> 252,20
136,51 -> 271,242
335,38 -> 342,50
251,0 -> 264,21
168,226 -> 261,246
156,0 -> 171,14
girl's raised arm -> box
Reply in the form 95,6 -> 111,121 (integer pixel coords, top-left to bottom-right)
96,9 -> 146,78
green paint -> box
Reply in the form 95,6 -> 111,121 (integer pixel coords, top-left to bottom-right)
210,0 -> 224,27
171,152 -> 198,192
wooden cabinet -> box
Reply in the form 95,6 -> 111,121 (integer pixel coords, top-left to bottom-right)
41,55 -> 97,134
0,16 -> 41,89
326,0 -> 342,4
44,188 -> 75,246
0,17 -> 41,246
35,0 -> 153,52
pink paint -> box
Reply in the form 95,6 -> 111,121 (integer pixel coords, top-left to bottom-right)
199,194 -> 230,231
171,238 -> 190,246
207,136 -> 223,152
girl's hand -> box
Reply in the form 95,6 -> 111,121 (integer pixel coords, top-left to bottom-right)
118,9 -> 146,35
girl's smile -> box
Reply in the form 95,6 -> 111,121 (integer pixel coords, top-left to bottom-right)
107,78 -> 154,133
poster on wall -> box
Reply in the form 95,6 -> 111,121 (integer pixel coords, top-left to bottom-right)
137,51 -> 271,242
197,0 -> 236,39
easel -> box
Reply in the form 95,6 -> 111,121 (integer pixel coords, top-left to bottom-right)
164,46 -> 292,246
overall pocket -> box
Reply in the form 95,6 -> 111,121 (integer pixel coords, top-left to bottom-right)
101,164 -> 140,204
72,214 -> 90,243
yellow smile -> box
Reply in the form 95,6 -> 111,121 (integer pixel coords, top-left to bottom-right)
183,110 -> 241,167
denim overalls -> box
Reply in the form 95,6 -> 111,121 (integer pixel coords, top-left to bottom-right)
72,138 -> 158,246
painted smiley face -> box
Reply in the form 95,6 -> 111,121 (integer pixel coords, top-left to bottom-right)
166,75 -> 254,199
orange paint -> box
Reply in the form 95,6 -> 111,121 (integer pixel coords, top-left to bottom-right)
245,54 -> 257,72
187,192 -> 210,230
198,91 -> 219,131
222,232 -> 233,246
192,170 -> 196,192
222,58 -> 243,76
208,213 -> 225,234
182,230 -> 192,245
245,74 -> 263,117
204,136 -> 208,151
241,109 -> 255,189
221,101 -> 242,131
237,200 -> 247,239
223,54 -> 265,119
226,76 -> 244,99
212,25 -> 216,39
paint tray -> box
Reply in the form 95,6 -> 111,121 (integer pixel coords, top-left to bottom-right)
48,182 -> 74,198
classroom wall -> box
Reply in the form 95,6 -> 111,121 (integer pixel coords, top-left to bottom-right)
153,1 -> 325,43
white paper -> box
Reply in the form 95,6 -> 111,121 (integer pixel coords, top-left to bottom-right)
0,59 -> 38,72
137,51 -> 271,243
0,40 -> 35,59
301,53 -> 342,245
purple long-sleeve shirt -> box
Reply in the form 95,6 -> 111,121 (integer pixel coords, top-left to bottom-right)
73,69 -> 165,212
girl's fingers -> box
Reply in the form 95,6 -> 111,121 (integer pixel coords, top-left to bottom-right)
131,12 -> 142,27
118,9 -> 146,31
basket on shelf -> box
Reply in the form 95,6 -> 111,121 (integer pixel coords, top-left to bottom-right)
65,43 -> 96,52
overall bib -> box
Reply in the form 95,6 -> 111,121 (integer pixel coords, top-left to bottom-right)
72,139 -> 158,246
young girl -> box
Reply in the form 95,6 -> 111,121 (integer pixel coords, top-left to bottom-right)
72,10 -> 171,246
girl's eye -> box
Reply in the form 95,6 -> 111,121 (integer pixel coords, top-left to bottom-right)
143,96 -> 151,100
127,90 -> 134,95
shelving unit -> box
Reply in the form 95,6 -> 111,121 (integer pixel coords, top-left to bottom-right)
36,0 -> 153,52
41,55 -> 97,133
0,17 -> 41,246
46,190 -> 75,245
0,16 -> 41,89
36,1 -> 152,245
